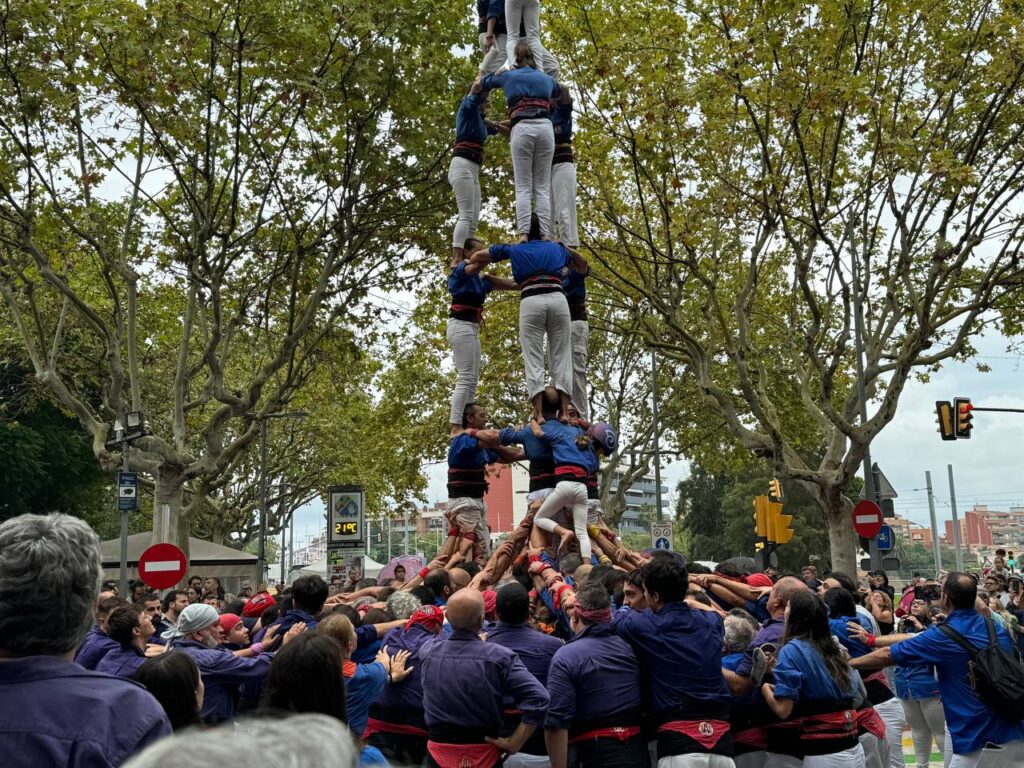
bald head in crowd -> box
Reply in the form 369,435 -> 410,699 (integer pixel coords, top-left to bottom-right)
446,589 -> 485,632
449,568 -> 471,593
766,576 -> 810,619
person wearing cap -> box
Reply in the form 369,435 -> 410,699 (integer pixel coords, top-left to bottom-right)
95,604 -> 157,679
164,602 -> 305,723
0,514 -> 171,764
486,582 -> 563,767
544,583 -> 646,768
615,557 -> 735,766
218,613 -> 257,656
366,605 -> 448,765
417,590 -> 550,768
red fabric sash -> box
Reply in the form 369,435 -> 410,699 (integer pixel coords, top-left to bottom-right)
555,466 -> 587,479
362,717 -> 428,740
658,719 -> 730,750
569,725 -> 641,744
863,669 -> 892,689
450,303 -> 483,322
510,97 -> 550,119
426,740 -> 501,768
856,707 -> 886,740
732,726 -> 768,749
802,710 -> 857,740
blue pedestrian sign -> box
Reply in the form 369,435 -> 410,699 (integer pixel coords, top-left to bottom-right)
118,472 -> 138,511
876,524 -> 893,551
654,537 -> 671,550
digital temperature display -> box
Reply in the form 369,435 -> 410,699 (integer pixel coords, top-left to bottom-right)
334,521 -> 360,536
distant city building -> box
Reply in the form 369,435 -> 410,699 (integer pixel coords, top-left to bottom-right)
943,504 -> 1024,552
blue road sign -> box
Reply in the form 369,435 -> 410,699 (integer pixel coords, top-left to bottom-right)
118,472 -> 138,511
876,524 -> 893,551
654,537 -> 671,550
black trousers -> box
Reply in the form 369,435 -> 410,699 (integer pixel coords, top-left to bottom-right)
366,731 -> 428,766
569,736 -> 650,768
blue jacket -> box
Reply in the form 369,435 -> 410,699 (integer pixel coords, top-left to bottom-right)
615,602 -> 730,714
773,637 -> 862,702
545,622 -> 642,730
94,644 -> 147,679
449,261 -> 494,314
480,67 -> 557,112
74,624 -> 119,670
454,92 -> 496,146
172,639 -> 273,723
0,655 -> 170,767
536,419 -> 598,475
489,240 -> 571,286
551,98 -> 573,143
345,661 -> 388,739
894,662 -> 940,700
891,609 -> 1024,755
486,621 -> 563,690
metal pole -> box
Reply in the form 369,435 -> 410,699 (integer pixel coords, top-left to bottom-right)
289,511 -> 294,573
119,443 -> 130,598
258,419 -> 268,588
280,523 -> 286,584
948,464 -> 964,571
849,215 -> 881,571
387,515 -> 392,561
925,471 -> 942,575
651,349 -> 664,521
404,509 -> 409,554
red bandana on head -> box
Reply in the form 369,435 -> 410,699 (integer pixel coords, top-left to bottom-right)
405,605 -> 445,633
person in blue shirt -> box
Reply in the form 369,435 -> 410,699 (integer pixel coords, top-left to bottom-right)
74,593 -> 125,669
544,583 -> 646,768
95,603 -> 155,679
447,241 -> 517,436
615,558 -> 735,765
467,235 -> 573,422
449,82 -> 501,264
852,572 -> 1024,768
479,44 -> 558,240
761,590 -> 866,768
890,601 -> 944,768
529,417 -> 597,559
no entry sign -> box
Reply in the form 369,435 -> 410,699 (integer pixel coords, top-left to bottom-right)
138,543 -> 187,590
852,500 -> 884,538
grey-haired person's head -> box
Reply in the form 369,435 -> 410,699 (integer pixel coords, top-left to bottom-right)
122,713 -> 360,768
0,513 -> 102,656
386,590 -> 421,620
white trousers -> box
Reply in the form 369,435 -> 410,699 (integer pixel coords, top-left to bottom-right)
448,156 -> 480,248
901,696 -> 945,768
505,0 -> 543,69
873,696 -> 905,768
534,480 -> 590,559
479,31 -> 507,74
658,755 -> 736,768
447,318 -> 480,426
510,119 -> 554,236
570,319 -> 588,420
503,754 -> 550,768
519,292 -> 572,398
551,161 -> 579,246
446,497 -> 489,556
803,744 -> 866,768
948,739 -> 1024,767
733,752 -> 766,768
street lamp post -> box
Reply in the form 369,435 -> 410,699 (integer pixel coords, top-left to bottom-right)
254,410 -> 308,587
106,411 -> 150,597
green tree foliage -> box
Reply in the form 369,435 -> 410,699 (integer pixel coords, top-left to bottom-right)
545,0 -> 1024,572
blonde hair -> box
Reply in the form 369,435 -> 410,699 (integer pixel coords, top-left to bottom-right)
317,612 -> 356,654
514,41 -> 536,69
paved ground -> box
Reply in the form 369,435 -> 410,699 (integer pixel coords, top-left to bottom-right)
902,732 -> 944,766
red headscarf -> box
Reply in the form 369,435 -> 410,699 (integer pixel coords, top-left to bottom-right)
405,605 -> 445,633
746,574 -> 774,588
482,590 -> 497,620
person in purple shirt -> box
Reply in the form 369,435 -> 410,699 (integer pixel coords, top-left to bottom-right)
74,593 -> 127,669
0,513 -> 171,766
164,603 -> 302,723
852,572 -> 1024,767
545,583 -> 647,768
615,557 -> 735,764
96,603 -> 155,679
417,589 -> 550,768
486,582 -> 563,762
366,605 -> 446,765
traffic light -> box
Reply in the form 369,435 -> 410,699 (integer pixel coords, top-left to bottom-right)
768,478 -> 783,502
935,401 -> 956,441
954,397 -> 973,439
753,496 -> 769,538
767,500 -> 794,544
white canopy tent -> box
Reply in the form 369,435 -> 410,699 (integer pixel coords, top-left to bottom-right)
288,554 -> 386,582
100,533 -> 258,592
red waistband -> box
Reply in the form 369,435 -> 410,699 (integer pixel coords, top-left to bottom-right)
454,141 -> 484,151
450,304 -> 483,321
510,97 -> 551,118
363,717 -> 428,739
732,726 -> 768,749
802,710 -> 857,739
856,707 -> 886,740
555,466 -> 588,479
569,725 -> 642,744
658,719 -> 730,751
426,740 -> 501,768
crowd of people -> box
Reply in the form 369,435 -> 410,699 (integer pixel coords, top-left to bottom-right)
5,6 -> 1024,768
3,511 -> 1024,768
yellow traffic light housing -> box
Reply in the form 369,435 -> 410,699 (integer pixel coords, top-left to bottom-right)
768,500 -> 794,544
768,478 -> 783,502
935,401 -> 956,441
753,496 -> 770,538
954,397 -> 973,439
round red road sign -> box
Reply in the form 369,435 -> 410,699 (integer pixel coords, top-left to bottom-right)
137,542 -> 187,590
852,500 -> 884,538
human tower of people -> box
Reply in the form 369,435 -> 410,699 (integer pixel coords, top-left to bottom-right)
3,4 -> 1024,768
